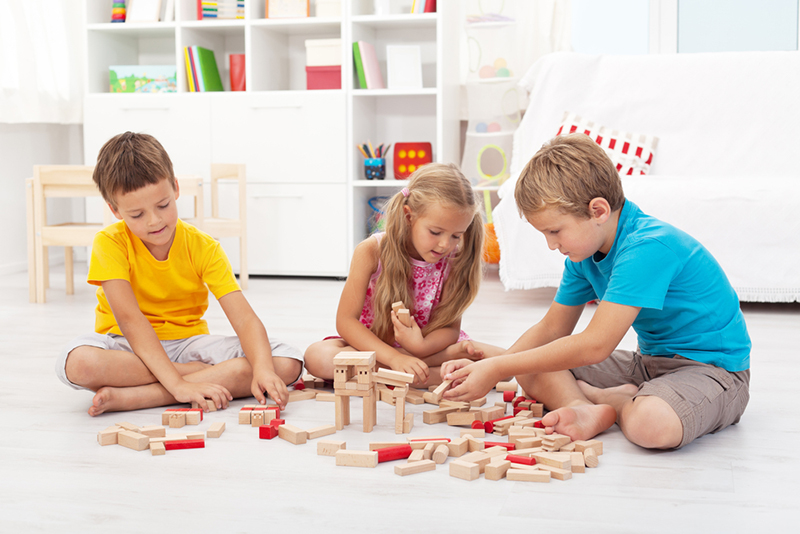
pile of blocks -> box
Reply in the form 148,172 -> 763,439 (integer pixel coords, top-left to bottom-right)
97,418 -> 225,456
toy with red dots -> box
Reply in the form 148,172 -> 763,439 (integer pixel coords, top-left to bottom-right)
393,142 -> 432,179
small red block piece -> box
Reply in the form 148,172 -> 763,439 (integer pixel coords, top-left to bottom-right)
513,396 -> 526,408
503,391 -> 514,402
484,441 -> 515,450
377,444 -> 413,463
294,381 -> 306,391
534,421 -> 545,429
164,439 -> 205,451
259,425 -> 279,440
513,407 -> 523,416
507,454 -> 536,466
471,420 -> 485,430
270,418 -> 286,428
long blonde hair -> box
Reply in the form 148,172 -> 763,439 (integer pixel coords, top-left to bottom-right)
370,163 -> 484,342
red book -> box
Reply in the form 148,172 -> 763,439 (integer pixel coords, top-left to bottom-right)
229,54 -> 246,91
424,0 -> 436,13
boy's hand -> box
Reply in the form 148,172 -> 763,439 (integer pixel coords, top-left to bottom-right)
441,358 -> 500,402
389,353 -> 429,385
172,380 -> 232,412
391,311 -> 424,355
251,369 -> 289,410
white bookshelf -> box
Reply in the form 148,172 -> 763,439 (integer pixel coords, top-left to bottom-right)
82,0 -> 459,277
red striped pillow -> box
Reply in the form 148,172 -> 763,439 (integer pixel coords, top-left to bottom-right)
556,112 -> 659,176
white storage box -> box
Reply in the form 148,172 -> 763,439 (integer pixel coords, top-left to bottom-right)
316,0 -> 341,18
305,38 -> 342,67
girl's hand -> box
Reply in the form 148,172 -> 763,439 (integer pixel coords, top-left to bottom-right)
391,311 -> 424,355
389,353 -> 429,385
252,369 -> 289,410
441,358 -> 500,402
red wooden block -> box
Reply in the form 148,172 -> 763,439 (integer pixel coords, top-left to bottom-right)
377,444 -> 413,463
513,407 -> 524,416
484,441 -> 515,451
471,420 -> 485,430
270,418 -> 285,428
534,421 -> 545,428
484,415 -> 515,433
503,391 -> 514,402
507,454 -> 536,466
513,396 -> 526,408
259,425 -> 279,440
294,381 -> 306,391
164,439 -> 205,451
188,408 -> 203,421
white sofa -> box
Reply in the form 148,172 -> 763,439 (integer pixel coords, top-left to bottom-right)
494,51 -> 800,303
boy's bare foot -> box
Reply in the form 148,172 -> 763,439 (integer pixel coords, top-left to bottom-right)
88,384 -> 173,416
89,387 -> 117,416
540,403 -> 617,441
577,380 -> 639,409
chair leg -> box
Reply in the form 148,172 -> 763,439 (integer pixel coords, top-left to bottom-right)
26,180 -> 38,303
65,247 -> 74,295
43,247 -> 50,289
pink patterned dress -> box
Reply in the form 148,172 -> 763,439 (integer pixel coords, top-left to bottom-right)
359,233 -> 469,344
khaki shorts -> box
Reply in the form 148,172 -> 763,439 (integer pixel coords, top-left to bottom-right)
56,333 -> 304,391
571,350 -> 750,449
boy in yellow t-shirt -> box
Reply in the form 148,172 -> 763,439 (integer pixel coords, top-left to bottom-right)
56,132 -> 303,415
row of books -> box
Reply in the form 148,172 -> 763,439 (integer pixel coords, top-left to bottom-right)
198,0 -> 245,19
410,0 -> 436,14
352,41 -> 384,89
184,46 -> 224,91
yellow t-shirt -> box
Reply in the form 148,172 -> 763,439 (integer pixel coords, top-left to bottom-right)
88,219 -> 241,340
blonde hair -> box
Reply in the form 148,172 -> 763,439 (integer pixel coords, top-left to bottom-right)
515,133 -> 624,219
370,163 -> 484,342
93,132 -> 176,209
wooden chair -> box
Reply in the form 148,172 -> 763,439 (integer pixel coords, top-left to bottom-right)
185,164 -> 248,289
27,165 -> 205,303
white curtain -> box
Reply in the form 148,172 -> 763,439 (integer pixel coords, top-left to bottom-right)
0,0 -> 84,124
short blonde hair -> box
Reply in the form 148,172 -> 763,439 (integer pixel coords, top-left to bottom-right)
93,132 -> 175,209
515,133 -> 624,218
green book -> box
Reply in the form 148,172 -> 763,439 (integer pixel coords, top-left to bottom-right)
352,42 -> 367,89
194,46 -> 224,92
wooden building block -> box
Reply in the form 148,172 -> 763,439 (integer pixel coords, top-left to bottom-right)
485,459 -> 512,481
288,389 -> 317,402
169,413 -> 186,428
397,309 -> 412,327
460,451 -> 492,472
571,452 -> 586,473
369,441 -> 406,450
185,409 -> 202,425
307,425 -> 336,440
528,403 -> 544,417
542,433 -> 572,450
278,424 -> 308,445
334,394 -> 350,430
186,431 -> 205,440
422,392 -> 440,405
531,451 -> 572,469
335,450 -> 378,468
507,454 -> 536,466
403,413 -> 414,434
150,441 -> 166,456
507,468 -> 551,482
447,411 -> 479,427
395,459 -> 436,476
429,379 -> 453,403
584,447 -> 599,468
423,406 -> 459,424
392,301 -> 405,315
405,389 -> 425,405
447,437 -> 469,457
164,439 -> 205,451
332,351 -> 377,366
494,401 -> 507,414
439,400 -> 469,410
139,425 -> 166,438
535,464 -> 572,480
380,387 -> 395,405
116,422 -> 140,432
460,428 -> 485,439
376,368 -> 414,384
239,409 -> 252,425
207,422 -> 226,438
395,393 -> 406,434
560,442 -> 577,452
408,449 -> 425,462
495,381 -> 518,392
449,460 -> 480,481
514,447 -> 545,457
469,396 -> 487,408
408,436 -> 450,448
97,426 -> 123,446
148,435 -> 188,444
251,412 -> 265,428
574,439 -> 604,455
192,400 -> 217,412
433,444 -> 449,464
515,436 -> 543,449
315,392 -> 336,402
466,435 -> 485,452
422,442 -> 436,460
377,444 -> 413,463
118,431 -> 150,451
317,440 -> 345,456
259,425 -> 279,440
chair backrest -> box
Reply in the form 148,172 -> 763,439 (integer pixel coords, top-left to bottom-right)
209,163 -> 246,220
32,165 -> 113,227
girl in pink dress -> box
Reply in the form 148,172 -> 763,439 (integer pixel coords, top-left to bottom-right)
304,163 -> 504,386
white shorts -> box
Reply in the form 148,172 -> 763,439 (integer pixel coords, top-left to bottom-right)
56,333 -> 304,391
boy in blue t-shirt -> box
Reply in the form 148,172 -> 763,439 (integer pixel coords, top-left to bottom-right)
442,133 -> 750,449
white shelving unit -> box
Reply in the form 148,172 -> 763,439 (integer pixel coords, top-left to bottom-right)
82,0 -> 459,277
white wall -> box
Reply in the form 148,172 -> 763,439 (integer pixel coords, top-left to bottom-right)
0,124 -> 84,275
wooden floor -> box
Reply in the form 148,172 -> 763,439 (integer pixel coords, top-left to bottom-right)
1,264 -> 798,533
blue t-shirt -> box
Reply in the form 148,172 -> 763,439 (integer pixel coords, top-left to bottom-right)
555,200 -> 750,372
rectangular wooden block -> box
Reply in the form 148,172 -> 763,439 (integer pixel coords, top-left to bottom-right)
397,309 -> 412,327
447,437 -> 469,457
535,464 -> 573,480
574,439 -> 604,455
207,422 -> 226,438
150,441 -> 166,456
507,468 -> 551,482
531,451 -> 572,469
251,412 -> 265,428
332,351 -> 377,366
169,413 -> 186,428
278,424 -> 308,445
571,451 -> 586,473
139,425 -> 166,438
317,440 -> 345,456
466,435 -> 485,452
164,439 -> 205,451
116,422 -> 140,432
478,405 -> 505,422
429,379 -> 453,403
449,460 -> 480,481
485,459 -> 511,481
307,425 -> 336,440
118,430 -> 150,451
460,428 -> 486,439
395,459 -> 436,476
287,389 -> 317,402
405,389 -> 425,405
460,451 -> 492,473
447,411 -> 479,427
185,410 -> 202,425
376,368 -> 414,384
315,392 -> 336,402
408,449 -> 425,462
335,449 -> 378,468
238,409 -> 252,425
97,426 -> 123,446
403,413 -> 414,434
469,396 -> 487,408
515,436 -> 543,449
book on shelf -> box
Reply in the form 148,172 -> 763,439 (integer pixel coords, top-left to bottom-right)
357,41 -> 385,90
109,65 -> 177,93
184,46 -> 224,92
198,0 -> 245,20
410,0 -> 436,13
352,42 -> 367,89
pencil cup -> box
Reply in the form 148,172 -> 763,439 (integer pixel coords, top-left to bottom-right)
364,158 -> 386,180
